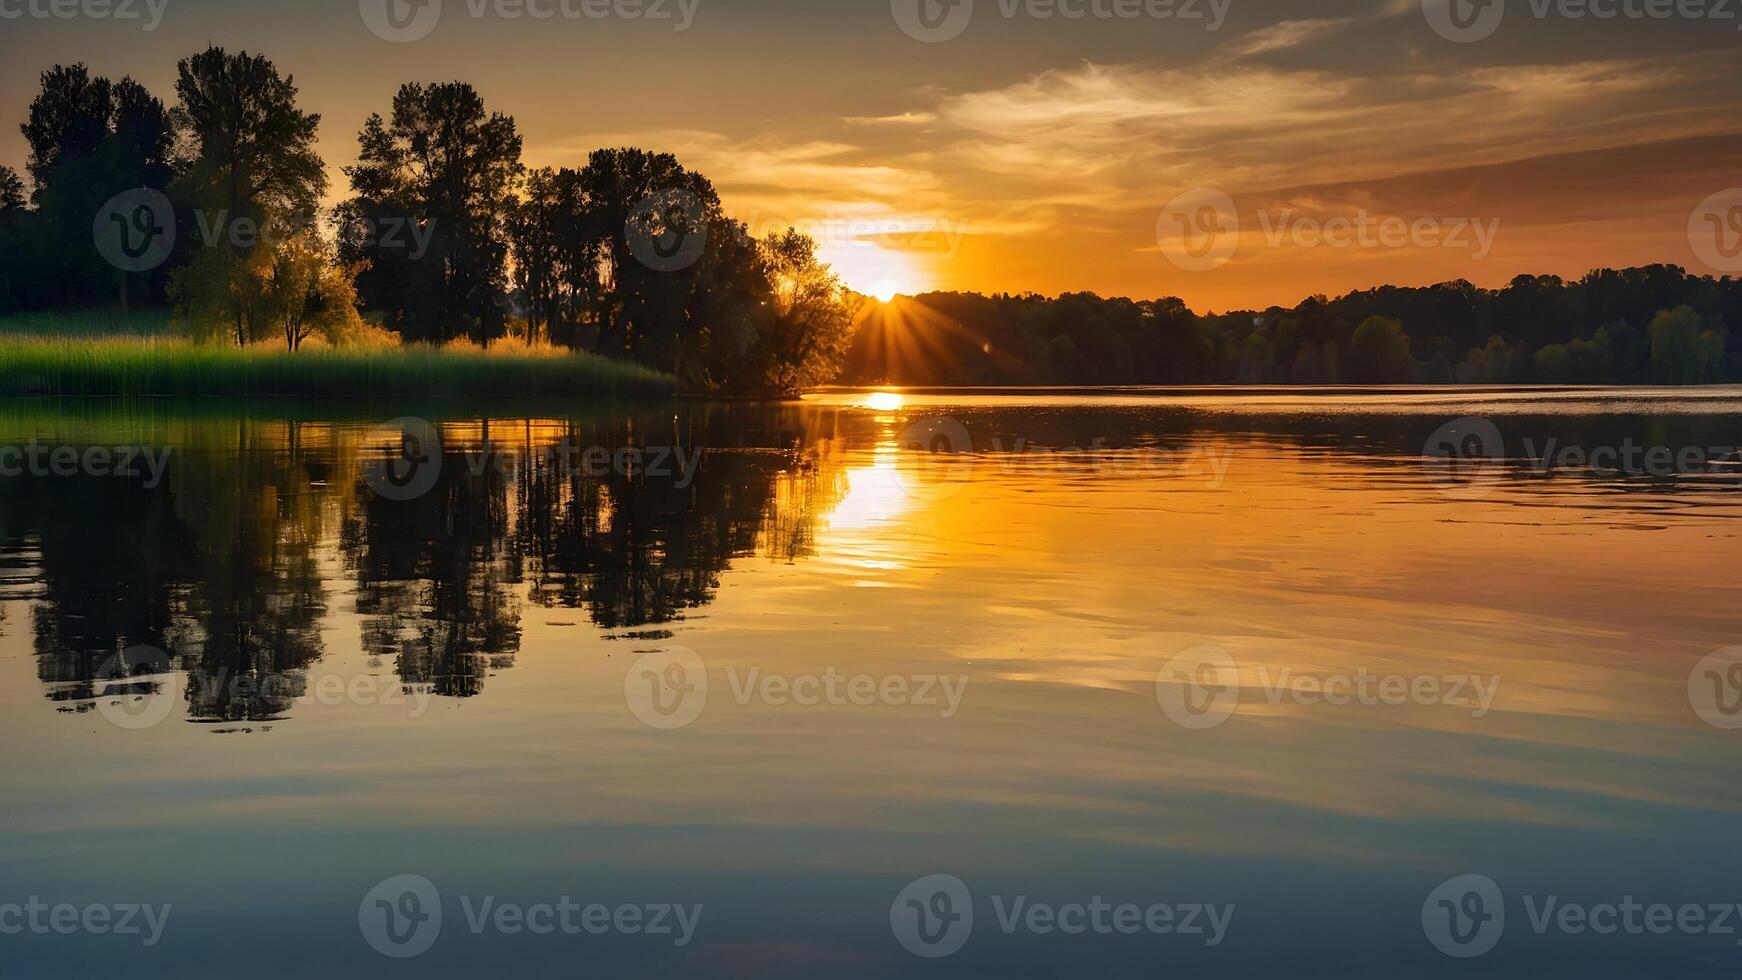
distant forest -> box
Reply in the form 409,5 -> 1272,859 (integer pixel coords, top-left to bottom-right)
847,267 -> 1741,387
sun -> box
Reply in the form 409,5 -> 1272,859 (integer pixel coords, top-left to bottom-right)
866,279 -> 902,303
819,242 -> 924,303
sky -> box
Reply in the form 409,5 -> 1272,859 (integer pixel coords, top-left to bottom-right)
1,0 -> 1739,309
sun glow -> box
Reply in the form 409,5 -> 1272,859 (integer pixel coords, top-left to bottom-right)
819,242 -> 925,302
864,391 -> 905,412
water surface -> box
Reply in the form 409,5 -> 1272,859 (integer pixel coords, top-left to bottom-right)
1,389 -> 1739,977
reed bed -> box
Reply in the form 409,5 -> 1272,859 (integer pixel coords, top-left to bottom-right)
0,336 -> 678,398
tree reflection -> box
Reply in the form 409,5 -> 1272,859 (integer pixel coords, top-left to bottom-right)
0,406 -> 844,728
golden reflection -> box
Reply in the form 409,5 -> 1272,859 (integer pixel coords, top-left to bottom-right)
863,391 -> 904,412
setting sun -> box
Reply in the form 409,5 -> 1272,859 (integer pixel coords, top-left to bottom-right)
819,242 -> 924,303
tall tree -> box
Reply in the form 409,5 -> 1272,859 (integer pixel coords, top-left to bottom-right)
340,82 -> 523,344
169,47 -> 325,344
172,46 -> 325,221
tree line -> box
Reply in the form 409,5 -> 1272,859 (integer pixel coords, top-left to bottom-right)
0,48 -> 855,394
845,266 -> 1741,387
3,48 -> 1736,391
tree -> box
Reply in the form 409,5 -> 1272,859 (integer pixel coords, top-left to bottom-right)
749,230 -> 855,393
171,47 -> 325,344
21,64 -> 112,190
0,166 -> 22,218
17,66 -> 174,309
1345,316 -> 1417,384
172,47 -> 325,221
264,229 -> 364,350
1649,305 -> 1726,384
340,82 -> 523,344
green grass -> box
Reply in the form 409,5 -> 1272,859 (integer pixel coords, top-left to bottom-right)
0,336 -> 678,398
0,309 -> 173,338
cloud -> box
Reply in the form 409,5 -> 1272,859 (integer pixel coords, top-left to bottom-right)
1222,18 -> 1349,56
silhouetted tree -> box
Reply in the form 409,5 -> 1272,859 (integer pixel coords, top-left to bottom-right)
340,82 -> 523,343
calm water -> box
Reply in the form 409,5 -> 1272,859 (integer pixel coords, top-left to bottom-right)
1,388 -> 1739,978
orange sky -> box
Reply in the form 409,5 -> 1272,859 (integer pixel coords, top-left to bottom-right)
1,0 -> 1739,309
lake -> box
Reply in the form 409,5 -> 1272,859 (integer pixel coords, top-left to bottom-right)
1,388 -> 1738,978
